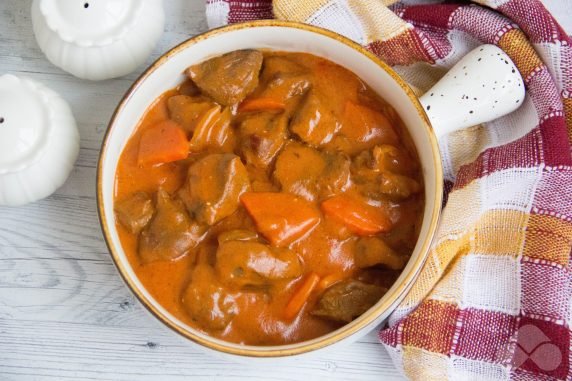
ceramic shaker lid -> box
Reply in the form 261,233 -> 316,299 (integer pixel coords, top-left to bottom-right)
31,0 -> 165,81
0,74 -> 79,206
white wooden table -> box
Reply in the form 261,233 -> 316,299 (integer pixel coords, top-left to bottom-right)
1,1 -> 570,380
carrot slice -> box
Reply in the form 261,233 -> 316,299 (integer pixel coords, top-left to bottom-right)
238,98 -> 285,113
321,195 -> 392,235
241,192 -> 320,247
343,101 -> 398,144
137,120 -> 189,166
317,273 -> 347,291
284,272 -> 320,320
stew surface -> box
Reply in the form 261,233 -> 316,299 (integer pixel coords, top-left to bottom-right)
114,50 -> 424,345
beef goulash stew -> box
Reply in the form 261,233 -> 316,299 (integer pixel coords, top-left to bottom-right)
114,49 -> 424,345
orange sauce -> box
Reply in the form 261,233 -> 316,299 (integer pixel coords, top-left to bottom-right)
114,52 -> 423,345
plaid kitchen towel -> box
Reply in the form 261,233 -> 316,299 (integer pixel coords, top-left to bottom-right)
206,1 -> 572,379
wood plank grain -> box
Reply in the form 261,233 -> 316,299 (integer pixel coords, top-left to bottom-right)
11,0 -> 568,379
0,320 -> 403,381
0,0 -> 405,379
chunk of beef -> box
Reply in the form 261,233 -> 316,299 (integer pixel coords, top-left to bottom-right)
312,280 -> 386,323
381,221 -> 418,252
139,189 -> 205,263
320,153 -> 351,198
378,172 -> 420,200
354,237 -> 406,270
356,267 -> 401,290
184,154 -> 250,225
217,229 -> 259,245
273,143 -> 350,202
260,56 -> 307,82
353,145 -> 418,178
261,73 -> 311,104
181,264 -> 238,330
178,79 -> 201,97
352,145 -> 420,200
239,113 -> 288,169
167,95 -> 214,133
115,192 -> 154,234
189,106 -> 236,153
215,241 -> 303,288
274,143 -> 323,201
186,50 -> 263,106
290,91 -> 340,146
258,56 -> 312,105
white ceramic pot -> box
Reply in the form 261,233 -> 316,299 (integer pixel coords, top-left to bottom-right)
0,74 -> 79,206
97,21 -> 524,361
31,0 -> 165,81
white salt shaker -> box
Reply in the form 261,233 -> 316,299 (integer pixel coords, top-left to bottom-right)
31,0 -> 165,81
0,74 -> 79,206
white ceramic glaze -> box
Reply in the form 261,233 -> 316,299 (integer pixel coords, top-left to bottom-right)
0,74 -> 79,206
98,23 -> 524,361
99,24 -> 441,362
31,0 -> 165,81
420,44 -> 525,138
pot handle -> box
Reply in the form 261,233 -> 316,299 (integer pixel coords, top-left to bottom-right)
418,44 -> 525,139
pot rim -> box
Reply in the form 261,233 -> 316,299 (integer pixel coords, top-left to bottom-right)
96,19 -> 443,358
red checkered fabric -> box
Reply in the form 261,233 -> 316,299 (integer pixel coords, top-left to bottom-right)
206,0 -> 572,379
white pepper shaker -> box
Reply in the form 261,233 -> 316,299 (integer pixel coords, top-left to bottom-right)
31,0 -> 165,81
0,74 -> 79,206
